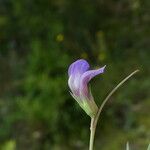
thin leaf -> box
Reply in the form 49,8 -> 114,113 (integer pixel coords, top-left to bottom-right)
147,144 -> 150,150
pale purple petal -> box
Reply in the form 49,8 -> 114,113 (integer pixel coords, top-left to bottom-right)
68,74 -> 81,96
81,65 -> 106,84
68,59 -> 90,76
79,66 -> 106,98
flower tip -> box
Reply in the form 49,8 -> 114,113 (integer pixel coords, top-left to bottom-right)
101,65 -> 106,73
103,65 -> 106,69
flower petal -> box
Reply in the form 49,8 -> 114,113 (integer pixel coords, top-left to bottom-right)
68,59 -> 90,96
79,65 -> 106,98
81,65 -> 106,84
68,74 -> 81,96
68,59 -> 90,76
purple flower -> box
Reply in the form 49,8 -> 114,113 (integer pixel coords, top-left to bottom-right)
68,59 -> 106,117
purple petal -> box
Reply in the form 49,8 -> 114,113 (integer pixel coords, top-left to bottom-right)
68,73 -> 81,96
81,65 -> 106,83
68,59 -> 90,76
79,65 -> 106,98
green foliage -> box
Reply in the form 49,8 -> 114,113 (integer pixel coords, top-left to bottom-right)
1,140 -> 16,150
0,0 -> 149,149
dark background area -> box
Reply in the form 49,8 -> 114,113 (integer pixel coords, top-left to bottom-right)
0,0 -> 150,149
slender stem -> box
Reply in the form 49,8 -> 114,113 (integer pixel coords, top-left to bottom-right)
89,70 -> 139,150
89,118 -> 96,150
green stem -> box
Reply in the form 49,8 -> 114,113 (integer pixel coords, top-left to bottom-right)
89,118 -> 96,150
89,70 -> 139,150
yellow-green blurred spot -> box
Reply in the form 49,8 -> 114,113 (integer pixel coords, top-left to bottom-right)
96,31 -> 104,37
32,131 -> 41,139
56,34 -> 64,42
0,16 -> 8,26
81,52 -> 88,59
132,0 -> 140,10
98,52 -> 106,61
1,140 -> 16,150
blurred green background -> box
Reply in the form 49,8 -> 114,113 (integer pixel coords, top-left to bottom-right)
0,0 -> 150,149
